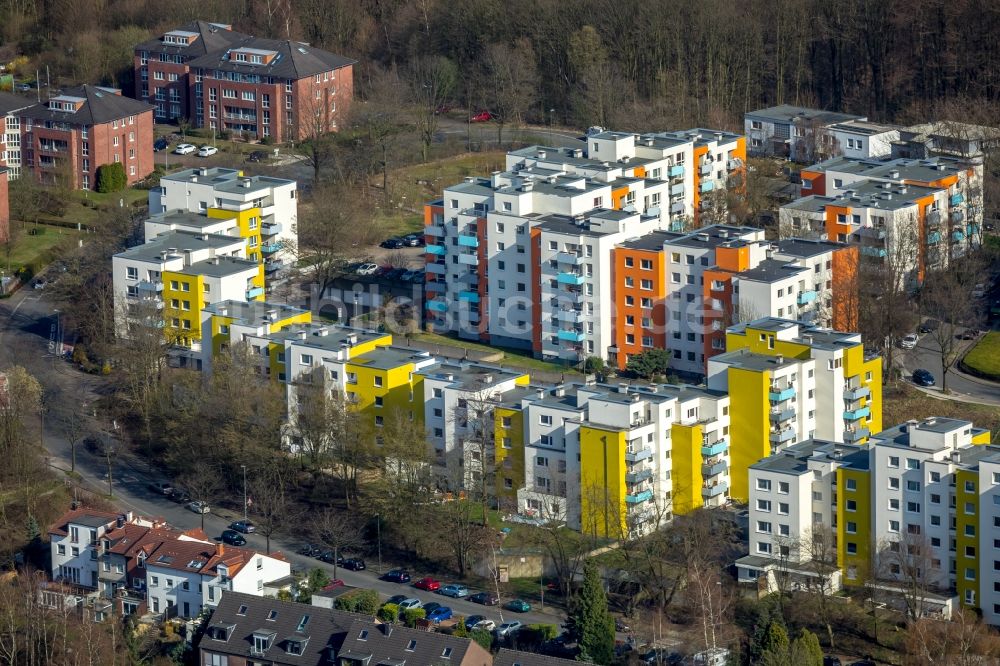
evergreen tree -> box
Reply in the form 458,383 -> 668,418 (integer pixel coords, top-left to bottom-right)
568,561 -> 615,664
790,629 -> 823,666
625,349 -> 672,379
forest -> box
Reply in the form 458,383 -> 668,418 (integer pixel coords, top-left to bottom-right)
2,0 -> 999,132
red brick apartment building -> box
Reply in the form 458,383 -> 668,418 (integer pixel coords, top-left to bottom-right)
14,85 -> 155,190
134,21 -> 355,141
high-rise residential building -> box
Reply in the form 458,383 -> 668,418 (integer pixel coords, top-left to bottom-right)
738,416 -> 1000,624
744,105 -> 866,161
707,317 -> 882,501
134,21 -> 354,139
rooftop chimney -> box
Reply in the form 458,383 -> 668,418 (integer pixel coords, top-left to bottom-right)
297,330 -> 307,340
617,382 -> 629,394
554,384 -> 565,397
199,168 -> 209,177
217,543 -> 225,556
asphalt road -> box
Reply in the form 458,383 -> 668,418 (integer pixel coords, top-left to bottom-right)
0,286 -> 563,628
898,327 -> 1000,405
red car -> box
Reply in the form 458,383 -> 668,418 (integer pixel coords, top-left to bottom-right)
413,577 -> 441,591
471,111 -> 493,122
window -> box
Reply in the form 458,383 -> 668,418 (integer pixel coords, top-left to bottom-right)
846,521 -> 857,534
757,478 -> 771,491
888,456 -> 899,468
846,478 -> 856,491
847,542 -> 857,555
756,499 -> 771,512
126,266 -> 138,280
846,500 -> 857,512
889,520 -> 900,532
778,502 -> 789,515
907,480 -> 921,492
906,458 -> 920,470
965,480 -> 976,493
756,521 -> 772,534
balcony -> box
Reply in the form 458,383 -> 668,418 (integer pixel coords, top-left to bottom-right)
260,242 -> 282,254
136,280 -> 162,293
670,202 -> 685,215
625,489 -> 654,504
557,271 -> 586,286
458,291 -> 479,302
844,428 -> 870,443
769,428 -> 796,444
426,262 -> 446,275
701,439 -> 728,457
669,164 -> 685,178
426,300 -> 448,312
727,158 -> 743,171
426,281 -> 446,292
702,458 -> 728,477
927,232 -> 942,245
700,180 -> 715,193
425,224 -> 445,236
952,230 -> 966,242
625,469 -> 653,484
264,259 -> 283,273
625,447 -> 653,462
243,286 -> 263,300
426,244 -> 447,256
843,406 -> 870,421
797,290 -> 817,305
699,163 -> 712,175
457,234 -> 479,248
670,183 -> 685,196
260,221 -> 281,236
556,308 -> 585,323
458,254 -> 479,266
557,329 -> 586,342
861,247 -> 887,257
951,193 -> 964,206
768,386 -> 795,402
702,481 -> 728,498
951,210 -> 965,223
769,408 -> 795,423
565,289 -> 587,304
926,210 -> 942,226
555,251 -> 585,265
844,385 -> 870,401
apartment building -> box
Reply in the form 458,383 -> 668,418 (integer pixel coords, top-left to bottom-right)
0,165 -> 8,243
892,122 -> 1000,161
707,317 -> 882,501
785,156 -> 981,281
10,85 -> 154,190
738,416 -> 1000,624
824,120 -> 900,159
134,20 -> 355,139
744,105 -> 866,161
0,91 -> 33,182
199,592 -> 493,666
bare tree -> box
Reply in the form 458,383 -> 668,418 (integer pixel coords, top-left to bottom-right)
687,557 -> 733,653
904,609 -> 1000,666
290,373 -> 355,472
800,525 -> 840,649
450,386 -> 502,527
881,530 -> 938,623
479,39 -> 539,146
919,258 -> 986,393
406,55 -> 458,163
180,465 -> 223,531
248,463 -> 293,554
426,497 -> 495,578
313,508 -> 365,580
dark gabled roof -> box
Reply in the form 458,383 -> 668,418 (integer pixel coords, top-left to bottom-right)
135,20 -> 245,57
337,618 -> 491,666
187,38 -> 355,80
19,86 -> 153,126
200,591 -> 356,666
495,649 -> 591,666
0,91 -> 34,116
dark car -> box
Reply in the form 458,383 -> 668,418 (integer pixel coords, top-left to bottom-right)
380,238 -> 405,249
341,557 -> 366,571
149,481 -> 173,495
246,150 -> 267,162
318,550 -> 336,563
154,137 -> 170,152
402,234 -> 424,247
168,488 -> 191,503
383,268 -> 406,281
913,369 -> 936,387
468,591 -> 499,606
823,657 -> 843,666
386,594 -> 408,606
421,602 -> 442,615
957,329 -> 980,340
221,530 -> 246,546
382,569 -> 411,584
465,614 -> 487,630
918,319 -> 939,334
297,543 -> 322,557
849,661 -> 876,666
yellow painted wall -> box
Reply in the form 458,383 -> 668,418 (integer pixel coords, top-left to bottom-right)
346,361 -> 421,430
728,366 -> 770,502
208,206 -> 262,264
494,407 -> 525,504
836,466 -> 871,586
956,469 -> 980,611
579,426 -> 626,539
163,272 -> 204,346
670,422 -> 703,515
972,430 -> 991,445
726,325 -> 811,360
862,356 -> 883,436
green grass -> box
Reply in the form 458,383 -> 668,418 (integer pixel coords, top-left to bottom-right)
2,225 -> 82,274
962,331 -> 1000,380
883,383 -> 1000,434
409,330 -> 584,377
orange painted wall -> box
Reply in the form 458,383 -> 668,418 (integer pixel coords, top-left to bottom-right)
423,203 -> 445,297
800,170 -> 825,196
692,145 -> 709,224
611,185 -> 630,210
631,166 -> 646,179
831,245 -> 859,331
530,228 -> 542,354
730,137 -> 748,198
716,245 -> 750,272
913,194 -> 937,283
613,247 -> 667,370
824,205 -> 853,242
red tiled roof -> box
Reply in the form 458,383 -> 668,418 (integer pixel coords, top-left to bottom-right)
47,508 -> 120,537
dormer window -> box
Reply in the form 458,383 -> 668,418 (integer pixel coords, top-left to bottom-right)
406,640 -> 417,651
286,639 -> 303,656
237,605 -> 248,616
358,630 -> 369,641
267,610 -> 278,621
442,647 -> 453,659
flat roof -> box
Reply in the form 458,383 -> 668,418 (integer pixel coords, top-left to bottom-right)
736,259 -> 808,283
775,238 -> 848,258
160,166 -> 241,185
828,119 -> 900,135
746,105 -> 864,125
179,256 -> 258,278
115,230 -> 242,263
418,361 -> 526,389
150,209 -> 236,229
666,225 -> 761,250
270,323 -> 386,352
349,346 -> 434,371
710,348 -> 800,373
619,230 -> 685,251
203,299 -> 307,324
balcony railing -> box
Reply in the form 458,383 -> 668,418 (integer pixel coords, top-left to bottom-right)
625,469 -> 653,484
702,481 -> 728,498
702,459 -> 728,477
426,244 -> 446,255
458,291 -> 479,303
769,428 -> 796,444
669,164 -> 685,178
844,386 -> 870,401
261,222 -> 282,236
625,447 -> 653,462
699,163 -> 712,175
260,242 -> 282,254
245,286 -> 264,299
844,428 -> 870,443
556,308 -> 585,323
843,406 -> 871,421
797,290 -> 817,305
557,272 -> 586,286
425,224 -> 445,236
426,300 -> 448,312
557,329 -> 586,342
701,439 -> 728,457
426,262 -> 446,275
769,408 -> 795,423
700,180 -> 715,193
769,386 -> 795,402
136,280 -> 162,293
457,234 -> 479,247
625,489 -> 654,504
555,251 -> 585,265
458,254 -> 479,266
951,193 -> 964,206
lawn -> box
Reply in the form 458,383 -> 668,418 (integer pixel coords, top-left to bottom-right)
961,331 -> 1000,380
882,383 -> 1000,434
2,225 -> 82,275
409,330 -> 584,378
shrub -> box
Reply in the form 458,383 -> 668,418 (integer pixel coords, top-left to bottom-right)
469,628 -> 493,651
377,603 -> 399,624
95,163 -> 127,193
402,608 -> 426,627
334,589 -> 380,615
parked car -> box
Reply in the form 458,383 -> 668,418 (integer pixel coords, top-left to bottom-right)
297,544 -> 322,557
383,268 -> 406,281
402,233 -> 424,247
83,434 -> 116,456
823,657 -> 843,666
149,481 -> 173,495
168,488 -> 191,503
220,530 -> 246,546
154,137 -> 170,152
174,143 -> 196,155
229,520 -> 255,534
380,238 -> 405,249
912,369 -> 936,387
198,145 -> 218,157
421,602 -> 442,615
849,660 -> 876,666
246,150 -> 267,162
918,319 -> 939,333
341,558 -> 366,571
397,598 -> 422,610
187,501 -> 210,514
382,570 -> 411,584
495,620 -> 523,637
900,333 -> 918,349
413,577 -> 441,591
355,263 -> 379,276
504,599 -> 531,613
427,607 -> 453,623
439,584 -> 469,598
401,269 -> 423,283
386,595 -> 408,606
472,619 -> 496,632
468,591 -> 499,606
957,328 -> 980,340
465,615 -> 487,630
318,551 -> 337,563
471,110 -> 493,122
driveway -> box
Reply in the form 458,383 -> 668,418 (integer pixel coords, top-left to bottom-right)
897,328 -> 1000,406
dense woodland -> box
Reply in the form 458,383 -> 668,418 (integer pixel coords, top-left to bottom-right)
2,0 -> 1000,131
